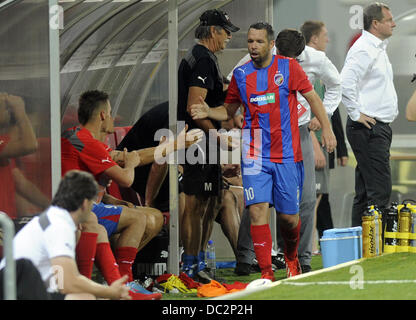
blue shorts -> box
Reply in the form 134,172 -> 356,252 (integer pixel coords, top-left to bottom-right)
241,160 -> 304,214
92,202 -> 123,237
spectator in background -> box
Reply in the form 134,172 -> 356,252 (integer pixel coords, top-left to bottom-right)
341,2 -> 397,226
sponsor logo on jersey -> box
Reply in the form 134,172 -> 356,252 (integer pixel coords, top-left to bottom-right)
249,93 -> 275,106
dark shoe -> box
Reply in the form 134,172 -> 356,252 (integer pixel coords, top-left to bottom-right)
193,270 -> 212,284
234,262 -> 251,276
251,260 -> 261,273
272,254 -> 286,270
301,265 -> 312,273
204,268 -> 227,283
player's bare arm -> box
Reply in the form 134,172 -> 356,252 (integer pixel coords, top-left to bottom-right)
302,89 -> 337,153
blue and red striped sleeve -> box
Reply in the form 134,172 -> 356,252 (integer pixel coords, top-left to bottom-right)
224,75 -> 241,105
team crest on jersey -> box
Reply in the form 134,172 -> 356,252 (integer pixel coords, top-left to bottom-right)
274,73 -> 284,86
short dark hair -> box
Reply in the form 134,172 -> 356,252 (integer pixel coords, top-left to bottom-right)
249,22 -> 275,42
51,170 -> 98,212
78,90 -> 109,125
363,2 -> 390,31
275,29 -> 306,58
300,20 -> 325,44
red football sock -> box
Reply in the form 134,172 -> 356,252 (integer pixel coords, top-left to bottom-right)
250,224 -> 273,274
114,246 -> 138,282
76,232 -> 98,279
280,219 -> 301,261
95,242 -> 122,285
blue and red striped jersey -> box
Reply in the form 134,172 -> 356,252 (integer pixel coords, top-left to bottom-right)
225,55 -> 313,163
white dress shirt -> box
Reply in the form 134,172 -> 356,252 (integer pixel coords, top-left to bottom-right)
227,46 -> 341,126
341,30 -> 398,123
296,45 -> 342,126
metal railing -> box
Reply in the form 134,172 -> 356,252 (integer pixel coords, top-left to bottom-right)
0,212 -> 16,300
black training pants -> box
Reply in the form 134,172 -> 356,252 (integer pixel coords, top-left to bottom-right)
346,117 -> 392,227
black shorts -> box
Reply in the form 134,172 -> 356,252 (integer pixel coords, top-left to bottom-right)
182,163 -> 222,196
48,291 -> 66,300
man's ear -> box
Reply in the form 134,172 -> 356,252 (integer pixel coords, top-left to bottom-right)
310,34 -> 318,46
99,109 -> 106,121
81,198 -> 89,211
211,25 -> 219,36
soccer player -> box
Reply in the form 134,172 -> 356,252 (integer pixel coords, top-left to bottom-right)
0,170 -> 131,300
61,90 -> 200,298
190,22 -> 336,280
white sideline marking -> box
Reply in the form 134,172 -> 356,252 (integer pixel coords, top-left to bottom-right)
212,258 -> 364,300
282,280 -> 416,286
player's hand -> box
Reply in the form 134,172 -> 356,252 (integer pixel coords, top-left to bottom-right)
123,148 -> 141,168
222,164 -> 240,178
233,114 -> 244,129
6,94 -> 26,118
308,117 -> 321,131
357,113 -> 376,129
320,127 -> 337,154
174,124 -> 204,150
314,146 -> 326,169
109,275 -> 131,300
337,156 -> 349,167
190,96 -> 210,120
184,128 -> 204,149
218,132 -> 240,151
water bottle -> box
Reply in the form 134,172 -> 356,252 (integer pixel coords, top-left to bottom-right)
371,205 -> 383,255
369,206 -> 380,255
206,240 -> 216,277
404,202 -> 416,251
384,202 -> 398,253
398,205 -> 411,250
362,206 -> 376,258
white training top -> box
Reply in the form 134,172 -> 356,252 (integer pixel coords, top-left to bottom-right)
341,30 -> 398,123
296,45 -> 341,125
227,46 -> 341,126
0,206 -> 77,290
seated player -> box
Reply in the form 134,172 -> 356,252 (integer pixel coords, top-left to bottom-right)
0,170 -> 131,300
61,91 -> 201,294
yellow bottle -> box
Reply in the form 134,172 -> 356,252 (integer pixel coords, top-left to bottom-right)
398,206 -> 411,251
362,207 -> 376,258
